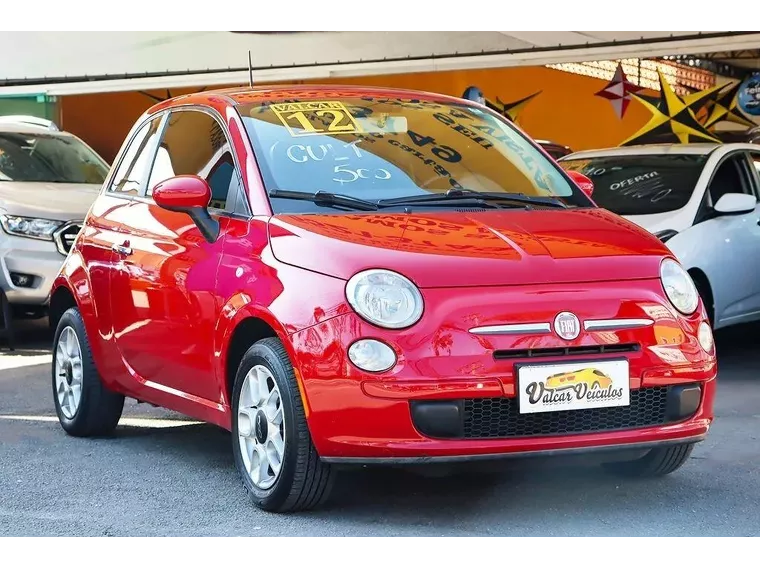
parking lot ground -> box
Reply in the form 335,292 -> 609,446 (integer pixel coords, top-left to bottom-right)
0,318 -> 758,536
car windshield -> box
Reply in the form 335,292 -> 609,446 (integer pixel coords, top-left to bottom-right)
560,154 -> 708,216
236,96 -> 590,214
0,131 -> 109,184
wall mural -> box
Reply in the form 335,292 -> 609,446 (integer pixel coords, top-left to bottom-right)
461,86 -> 541,123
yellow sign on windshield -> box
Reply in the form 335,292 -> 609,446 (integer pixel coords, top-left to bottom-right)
271,101 -> 364,137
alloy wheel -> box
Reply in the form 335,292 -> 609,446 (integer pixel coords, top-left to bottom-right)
237,365 -> 285,490
55,326 -> 83,419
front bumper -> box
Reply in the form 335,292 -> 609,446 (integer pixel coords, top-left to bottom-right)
0,230 -> 67,305
289,278 -> 717,463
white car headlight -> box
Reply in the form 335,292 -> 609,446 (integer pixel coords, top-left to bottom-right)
660,258 -> 699,315
346,269 -> 423,329
0,214 -> 63,240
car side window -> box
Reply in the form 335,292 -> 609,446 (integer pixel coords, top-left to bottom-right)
108,117 -> 163,196
748,152 -> 760,198
146,109 -> 240,212
707,153 -> 753,207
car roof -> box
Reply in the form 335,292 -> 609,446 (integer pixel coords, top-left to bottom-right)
560,142 -> 760,161
0,124 -> 73,136
217,84 -> 467,104
145,84 -> 478,116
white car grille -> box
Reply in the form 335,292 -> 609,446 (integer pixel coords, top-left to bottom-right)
53,221 -> 83,256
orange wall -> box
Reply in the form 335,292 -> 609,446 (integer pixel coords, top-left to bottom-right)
61,87 -> 202,163
61,66 -> 655,163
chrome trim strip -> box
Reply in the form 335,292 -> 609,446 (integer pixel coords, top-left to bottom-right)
469,323 -> 551,335
583,318 -> 654,331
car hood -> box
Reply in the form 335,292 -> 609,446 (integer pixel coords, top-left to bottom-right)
622,210 -> 693,235
268,208 -> 672,288
0,182 -> 101,221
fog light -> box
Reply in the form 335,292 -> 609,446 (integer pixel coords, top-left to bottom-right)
10,272 -> 34,288
698,321 -> 714,353
348,339 -> 397,372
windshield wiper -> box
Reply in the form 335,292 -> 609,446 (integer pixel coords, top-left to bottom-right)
268,188 -> 568,213
268,189 -> 379,211
378,188 -> 568,209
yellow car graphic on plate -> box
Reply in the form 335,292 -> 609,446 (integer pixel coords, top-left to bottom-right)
545,368 -> 612,390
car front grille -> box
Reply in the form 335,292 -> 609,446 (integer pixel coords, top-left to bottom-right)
53,221 -> 83,255
410,384 -> 702,440
493,343 -> 640,360
463,387 -> 670,438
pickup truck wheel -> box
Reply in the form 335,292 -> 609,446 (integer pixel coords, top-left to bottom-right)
231,337 -> 335,513
52,307 -> 124,437
602,443 -> 695,478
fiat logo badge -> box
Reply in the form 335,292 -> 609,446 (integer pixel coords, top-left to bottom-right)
554,312 -> 581,341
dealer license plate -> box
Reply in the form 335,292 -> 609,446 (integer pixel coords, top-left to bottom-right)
517,359 -> 630,414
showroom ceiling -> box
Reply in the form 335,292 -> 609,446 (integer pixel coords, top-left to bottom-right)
1,31 -> 759,95
693,49 -> 760,70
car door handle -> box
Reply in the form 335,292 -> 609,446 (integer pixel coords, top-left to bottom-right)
111,243 -> 132,256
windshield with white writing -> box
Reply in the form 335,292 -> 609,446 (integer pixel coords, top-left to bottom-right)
236,96 -> 590,213
560,154 -> 708,216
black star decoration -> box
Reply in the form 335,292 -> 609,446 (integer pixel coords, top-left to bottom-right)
621,70 -> 722,146
703,81 -> 755,130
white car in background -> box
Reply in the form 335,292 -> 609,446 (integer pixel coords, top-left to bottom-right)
0,116 -> 109,320
560,143 -> 760,330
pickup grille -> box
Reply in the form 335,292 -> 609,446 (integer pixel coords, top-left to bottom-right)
53,221 -> 83,255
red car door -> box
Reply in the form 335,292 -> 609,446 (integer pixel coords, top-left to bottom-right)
109,109 -> 238,405
79,115 -> 166,385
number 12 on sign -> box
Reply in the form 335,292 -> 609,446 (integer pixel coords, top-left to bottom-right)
273,101 -> 364,137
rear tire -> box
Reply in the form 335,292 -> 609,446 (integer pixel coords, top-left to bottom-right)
602,443 -> 695,478
231,337 -> 335,513
52,307 -> 124,437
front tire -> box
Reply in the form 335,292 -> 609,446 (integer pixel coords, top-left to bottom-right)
602,443 -> 695,478
231,337 -> 335,513
52,307 -> 124,437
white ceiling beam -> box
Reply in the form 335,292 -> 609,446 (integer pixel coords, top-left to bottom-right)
2,32 -> 758,98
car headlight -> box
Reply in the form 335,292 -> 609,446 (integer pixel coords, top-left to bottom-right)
346,269 -> 424,329
0,214 -> 63,240
660,258 -> 699,315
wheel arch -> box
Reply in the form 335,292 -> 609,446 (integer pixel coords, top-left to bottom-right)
216,301 -> 309,414
224,317 -> 278,403
49,283 -> 77,331
688,267 -> 714,325
47,252 -> 118,386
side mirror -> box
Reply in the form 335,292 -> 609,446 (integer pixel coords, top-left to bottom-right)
713,193 -> 757,215
152,175 -> 220,243
566,170 -> 594,198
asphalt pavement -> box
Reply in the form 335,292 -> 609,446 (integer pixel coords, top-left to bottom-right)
0,318 -> 758,536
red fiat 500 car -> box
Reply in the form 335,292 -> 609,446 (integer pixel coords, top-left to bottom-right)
49,85 -> 716,513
